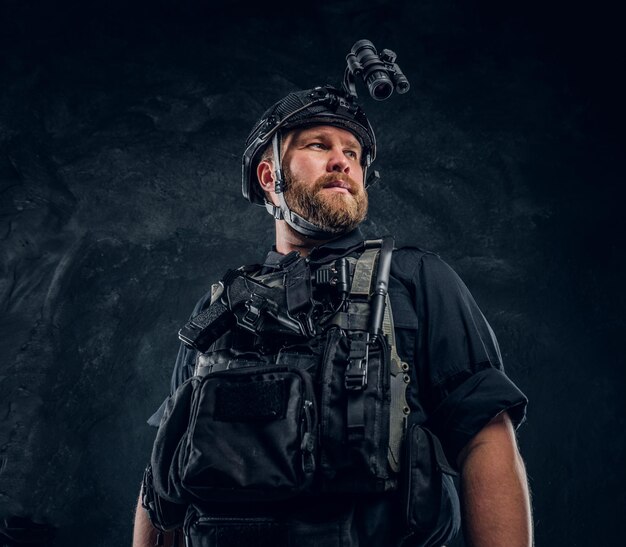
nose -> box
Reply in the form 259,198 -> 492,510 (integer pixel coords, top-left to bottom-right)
327,146 -> 350,174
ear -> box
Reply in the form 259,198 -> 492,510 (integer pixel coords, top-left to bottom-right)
257,159 -> 276,194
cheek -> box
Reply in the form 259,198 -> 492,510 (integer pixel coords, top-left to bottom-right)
289,155 -> 323,178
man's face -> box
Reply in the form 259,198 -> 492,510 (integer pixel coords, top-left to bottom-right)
280,125 -> 368,234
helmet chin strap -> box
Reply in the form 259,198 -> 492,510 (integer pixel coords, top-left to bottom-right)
264,133 -> 343,240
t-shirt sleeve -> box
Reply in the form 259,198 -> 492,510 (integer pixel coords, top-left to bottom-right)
405,251 -> 528,466
146,289 -> 212,427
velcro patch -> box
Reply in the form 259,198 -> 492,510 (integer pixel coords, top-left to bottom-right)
215,379 -> 287,422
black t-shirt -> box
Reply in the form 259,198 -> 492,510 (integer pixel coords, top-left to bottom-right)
149,228 -> 527,467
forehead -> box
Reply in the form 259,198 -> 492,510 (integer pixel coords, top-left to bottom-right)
288,125 -> 362,149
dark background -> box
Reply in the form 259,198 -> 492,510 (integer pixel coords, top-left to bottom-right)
1,0 -> 623,545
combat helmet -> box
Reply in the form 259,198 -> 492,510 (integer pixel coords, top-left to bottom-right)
241,85 -> 377,239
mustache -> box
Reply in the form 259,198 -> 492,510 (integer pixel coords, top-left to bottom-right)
313,173 -> 361,194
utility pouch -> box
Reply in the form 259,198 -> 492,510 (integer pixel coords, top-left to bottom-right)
319,327 -> 393,491
141,464 -> 187,532
179,365 -> 318,503
400,424 -> 460,547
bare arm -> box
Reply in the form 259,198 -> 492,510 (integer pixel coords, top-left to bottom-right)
132,490 -> 183,547
457,412 -> 533,547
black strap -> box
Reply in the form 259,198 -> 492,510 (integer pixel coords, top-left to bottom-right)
285,257 -> 313,317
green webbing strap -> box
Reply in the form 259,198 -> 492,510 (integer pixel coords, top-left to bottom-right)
382,295 -> 411,473
351,247 -> 379,298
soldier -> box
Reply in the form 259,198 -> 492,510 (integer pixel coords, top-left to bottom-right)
132,83 -> 532,547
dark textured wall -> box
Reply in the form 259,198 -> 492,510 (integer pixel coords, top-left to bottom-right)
1,1 -> 623,545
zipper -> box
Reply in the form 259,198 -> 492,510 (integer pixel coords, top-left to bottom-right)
196,516 -> 279,524
301,399 -> 316,474
184,510 -> 281,534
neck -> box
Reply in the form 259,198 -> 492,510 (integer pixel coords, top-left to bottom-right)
274,219 -> 336,257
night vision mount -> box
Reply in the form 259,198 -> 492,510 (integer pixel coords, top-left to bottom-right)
342,39 -> 410,101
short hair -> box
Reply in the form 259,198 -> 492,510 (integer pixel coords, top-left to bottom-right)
260,143 -> 273,163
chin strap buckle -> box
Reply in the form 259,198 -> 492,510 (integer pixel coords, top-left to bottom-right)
265,201 -> 284,220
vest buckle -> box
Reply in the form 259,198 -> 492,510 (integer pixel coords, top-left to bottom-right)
345,332 -> 369,390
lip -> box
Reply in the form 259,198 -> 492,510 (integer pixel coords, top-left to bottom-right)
323,180 -> 352,193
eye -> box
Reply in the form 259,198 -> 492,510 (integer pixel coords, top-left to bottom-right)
345,149 -> 359,160
307,142 -> 326,150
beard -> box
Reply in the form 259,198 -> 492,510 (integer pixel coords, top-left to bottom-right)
283,167 -> 368,234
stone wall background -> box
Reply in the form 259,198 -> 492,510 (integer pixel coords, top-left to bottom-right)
0,0 -> 623,545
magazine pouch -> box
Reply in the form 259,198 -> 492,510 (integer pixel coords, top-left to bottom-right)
400,424 -> 460,547
319,326 -> 393,491
179,365 -> 318,503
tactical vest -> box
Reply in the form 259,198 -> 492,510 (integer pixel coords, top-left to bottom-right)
143,237 -> 460,546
